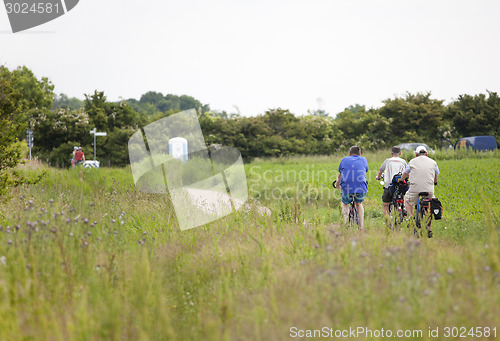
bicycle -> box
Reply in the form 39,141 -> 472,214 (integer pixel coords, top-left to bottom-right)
413,192 -> 433,238
378,174 -> 408,230
332,180 -> 359,229
389,177 -> 408,230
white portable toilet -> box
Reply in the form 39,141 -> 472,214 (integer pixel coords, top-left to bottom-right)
169,137 -> 188,162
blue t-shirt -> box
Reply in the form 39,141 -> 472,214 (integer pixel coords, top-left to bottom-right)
338,155 -> 369,194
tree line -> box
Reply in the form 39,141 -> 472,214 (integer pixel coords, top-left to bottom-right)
1,65 -> 499,169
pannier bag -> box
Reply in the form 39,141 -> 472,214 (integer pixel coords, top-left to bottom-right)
390,173 -> 409,195
430,198 -> 443,220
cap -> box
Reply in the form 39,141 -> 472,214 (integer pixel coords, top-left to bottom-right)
415,145 -> 427,154
74,146 -> 78,150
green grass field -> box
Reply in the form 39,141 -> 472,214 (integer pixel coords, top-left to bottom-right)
0,153 -> 499,340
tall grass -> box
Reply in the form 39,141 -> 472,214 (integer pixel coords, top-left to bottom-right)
0,158 -> 499,340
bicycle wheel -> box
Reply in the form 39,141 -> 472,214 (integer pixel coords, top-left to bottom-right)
354,206 -> 359,227
395,201 -> 405,228
348,207 -> 355,229
414,201 -> 423,237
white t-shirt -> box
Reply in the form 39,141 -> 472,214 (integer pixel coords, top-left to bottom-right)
404,155 -> 439,194
379,156 -> 407,188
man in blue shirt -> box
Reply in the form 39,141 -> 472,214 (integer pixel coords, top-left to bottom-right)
335,146 -> 369,229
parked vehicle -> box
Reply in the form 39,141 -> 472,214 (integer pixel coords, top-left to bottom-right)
397,143 -> 435,154
455,135 -> 498,151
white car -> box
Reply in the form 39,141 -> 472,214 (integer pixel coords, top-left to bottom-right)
397,143 -> 435,155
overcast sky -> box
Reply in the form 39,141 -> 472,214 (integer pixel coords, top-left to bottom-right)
1,0 -> 499,116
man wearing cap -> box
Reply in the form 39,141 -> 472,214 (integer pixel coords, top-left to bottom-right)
400,145 -> 439,237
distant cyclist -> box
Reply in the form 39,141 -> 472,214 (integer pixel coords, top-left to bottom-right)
376,146 -> 407,217
73,147 -> 86,167
335,146 -> 369,229
400,145 -> 439,237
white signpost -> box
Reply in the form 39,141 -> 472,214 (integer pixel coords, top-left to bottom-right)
89,128 -> 107,163
26,129 -> 33,160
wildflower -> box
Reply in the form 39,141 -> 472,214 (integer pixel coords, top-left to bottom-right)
484,266 -> 490,272
114,231 -> 117,235
70,232 -> 74,237
87,231 -> 91,236
398,296 -> 405,302
8,240 -> 12,245
93,221 -> 98,225
90,223 -> 94,228
112,219 -> 116,223
396,267 -> 401,272
66,219 -> 70,223
90,202 -> 95,207
0,256 -> 6,265
15,225 -> 20,230
84,218 -> 89,224
447,268 -> 453,275
49,199 -> 54,204
423,290 -> 429,296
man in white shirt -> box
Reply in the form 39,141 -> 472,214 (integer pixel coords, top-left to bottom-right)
376,146 -> 407,217
401,145 -> 439,237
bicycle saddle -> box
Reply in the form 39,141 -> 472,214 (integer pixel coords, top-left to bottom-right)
418,192 -> 429,196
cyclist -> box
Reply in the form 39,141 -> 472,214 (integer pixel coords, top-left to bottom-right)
376,146 -> 407,217
400,145 -> 439,237
335,146 -> 369,229
73,147 -> 86,167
